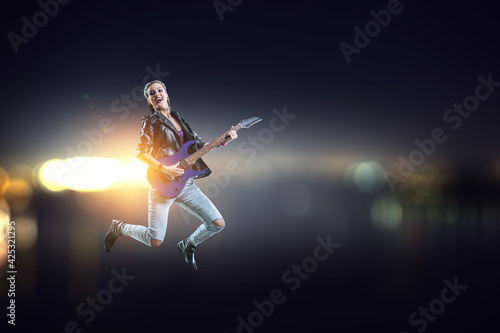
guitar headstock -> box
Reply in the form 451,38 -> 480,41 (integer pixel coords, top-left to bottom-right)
238,117 -> 262,128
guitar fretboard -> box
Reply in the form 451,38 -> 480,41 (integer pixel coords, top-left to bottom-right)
184,124 -> 242,166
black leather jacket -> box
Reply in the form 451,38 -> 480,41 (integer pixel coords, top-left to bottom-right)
136,110 -> 212,179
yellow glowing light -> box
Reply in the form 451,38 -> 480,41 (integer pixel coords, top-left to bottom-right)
7,178 -> 32,197
8,164 -> 33,180
121,158 -> 149,187
5,177 -> 33,212
0,167 -> 9,195
0,199 -> 10,268
39,157 -> 122,192
38,159 -> 67,192
38,157 -> 151,192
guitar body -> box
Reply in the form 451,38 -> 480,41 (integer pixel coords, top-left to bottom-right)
146,140 -> 207,198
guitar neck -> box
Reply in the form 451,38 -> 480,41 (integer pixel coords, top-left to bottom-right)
184,124 -> 242,166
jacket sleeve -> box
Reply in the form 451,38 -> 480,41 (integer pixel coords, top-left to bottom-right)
136,116 -> 155,156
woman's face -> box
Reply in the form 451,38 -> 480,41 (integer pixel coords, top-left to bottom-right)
147,83 -> 168,111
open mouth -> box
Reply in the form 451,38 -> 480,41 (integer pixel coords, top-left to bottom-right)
155,97 -> 163,103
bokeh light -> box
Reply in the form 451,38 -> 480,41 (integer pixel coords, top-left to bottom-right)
0,167 -> 10,195
38,157 -> 122,192
397,164 -> 444,206
38,157 -> 150,192
8,164 -> 34,180
38,159 -> 70,192
344,161 -> 385,193
371,195 -> 403,231
0,198 -> 10,268
353,162 -> 385,193
15,215 -> 38,250
6,177 -> 33,212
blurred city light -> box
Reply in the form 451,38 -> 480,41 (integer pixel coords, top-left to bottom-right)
371,195 -> 403,231
15,214 -> 38,250
6,177 -> 33,212
0,166 -> 10,195
353,162 -> 385,193
38,157 -> 149,192
344,161 -> 386,193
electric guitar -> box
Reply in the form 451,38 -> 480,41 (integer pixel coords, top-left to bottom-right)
147,117 -> 262,198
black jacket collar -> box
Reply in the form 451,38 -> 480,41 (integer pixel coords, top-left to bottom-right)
154,110 -> 196,142
154,110 -> 178,131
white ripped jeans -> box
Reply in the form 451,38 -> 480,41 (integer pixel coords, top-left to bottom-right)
119,179 -> 224,246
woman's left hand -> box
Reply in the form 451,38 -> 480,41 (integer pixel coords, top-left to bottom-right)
222,126 -> 238,146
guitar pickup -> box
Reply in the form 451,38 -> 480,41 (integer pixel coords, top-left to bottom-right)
179,159 -> 190,169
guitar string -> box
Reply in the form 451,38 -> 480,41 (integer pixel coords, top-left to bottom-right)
185,124 -> 242,165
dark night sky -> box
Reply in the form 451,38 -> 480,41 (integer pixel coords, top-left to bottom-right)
1,1 -> 500,333
1,0 -> 499,166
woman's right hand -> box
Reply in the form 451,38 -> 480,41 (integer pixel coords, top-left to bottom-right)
137,153 -> 185,180
160,162 -> 184,179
